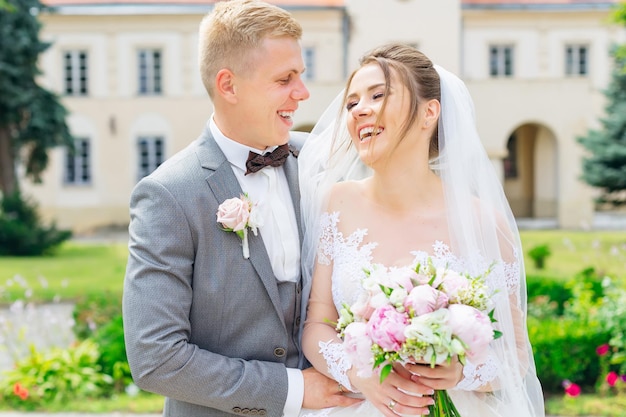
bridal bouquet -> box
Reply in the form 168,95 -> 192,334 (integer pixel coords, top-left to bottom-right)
336,258 -> 501,417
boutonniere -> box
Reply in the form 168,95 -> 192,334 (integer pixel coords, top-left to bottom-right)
216,193 -> 263,259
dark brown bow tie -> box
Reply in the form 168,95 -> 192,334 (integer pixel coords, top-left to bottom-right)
245,144 -> 290,175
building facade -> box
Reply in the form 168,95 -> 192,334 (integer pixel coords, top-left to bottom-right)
22,0 -> 625,232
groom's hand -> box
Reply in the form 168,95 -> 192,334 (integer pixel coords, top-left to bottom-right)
301,368 -> 362,409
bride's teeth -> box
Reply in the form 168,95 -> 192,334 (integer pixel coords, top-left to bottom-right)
278,111 -> 293,119
359,127 -> 382,141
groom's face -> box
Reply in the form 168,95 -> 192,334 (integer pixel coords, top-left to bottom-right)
231,36 -> 310,151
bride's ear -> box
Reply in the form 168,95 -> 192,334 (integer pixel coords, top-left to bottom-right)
423,99 -> 441,128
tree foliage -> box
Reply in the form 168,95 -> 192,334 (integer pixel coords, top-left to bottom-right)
577,6 -> 626,206
0,0 -> 73,195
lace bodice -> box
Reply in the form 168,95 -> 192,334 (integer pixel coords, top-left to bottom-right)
316,211 -> 522,390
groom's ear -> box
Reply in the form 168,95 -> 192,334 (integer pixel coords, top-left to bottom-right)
215,69 -> 238,104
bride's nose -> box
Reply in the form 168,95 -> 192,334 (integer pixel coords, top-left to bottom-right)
351,102 -> 372,118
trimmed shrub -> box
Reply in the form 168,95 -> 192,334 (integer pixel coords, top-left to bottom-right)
0,191 -> 71,256
529,316 -> 609,394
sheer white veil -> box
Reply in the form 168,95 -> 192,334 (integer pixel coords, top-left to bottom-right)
298,56 -> 545,416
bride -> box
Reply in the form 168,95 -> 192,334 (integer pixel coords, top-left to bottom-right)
298,43 -> 545,417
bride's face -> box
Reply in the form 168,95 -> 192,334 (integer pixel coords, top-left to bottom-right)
345,63 -> 416,167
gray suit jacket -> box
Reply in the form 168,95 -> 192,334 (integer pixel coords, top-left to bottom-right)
123,124 -> 310,417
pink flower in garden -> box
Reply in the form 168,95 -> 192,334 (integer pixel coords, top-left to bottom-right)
562,380 -> 581,397
13,382 -> 28,400
366,304 -> 408,351
606,371 -> 619,387
596,343 -> 610,356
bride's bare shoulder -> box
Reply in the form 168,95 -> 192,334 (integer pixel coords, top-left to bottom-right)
326,180 -> 366,212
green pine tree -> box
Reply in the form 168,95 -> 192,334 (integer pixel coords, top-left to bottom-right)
0,0 -> 73,196
0,0 -> 73,255
577,47 -> 626,206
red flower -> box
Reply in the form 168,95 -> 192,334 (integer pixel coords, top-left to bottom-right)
607,371 -> 619,387
562,380 -> 581,397
596,344 -> 610,356
12,382 -> 29,400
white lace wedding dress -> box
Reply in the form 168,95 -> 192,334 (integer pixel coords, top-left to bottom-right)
300,211 -> 529,417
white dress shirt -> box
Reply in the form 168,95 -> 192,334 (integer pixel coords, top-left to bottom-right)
210,117 -> 304,416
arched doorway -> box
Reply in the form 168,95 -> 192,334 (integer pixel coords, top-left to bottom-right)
502,123 -> 558,220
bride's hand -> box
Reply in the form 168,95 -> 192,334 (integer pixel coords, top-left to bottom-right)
405,356 -> 464,391
348,364 -> 435,416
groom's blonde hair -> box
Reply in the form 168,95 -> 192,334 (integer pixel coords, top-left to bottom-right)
198,0 -> 303,98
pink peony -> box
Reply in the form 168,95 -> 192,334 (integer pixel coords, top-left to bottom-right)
440,270 -> 470,302
404,285 -> 449,316
216,197 -> 250,231
596,343 -> 610,356
366,304 -> 408,351
383,267 -> 416,292
447,304 -> 494,364
343,322 -> 375,377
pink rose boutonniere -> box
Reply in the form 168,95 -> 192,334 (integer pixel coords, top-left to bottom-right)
216,193 -> 263,259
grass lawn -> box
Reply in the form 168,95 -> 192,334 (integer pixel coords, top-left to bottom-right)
521,229 -> 626,281
0,242 -> 128,303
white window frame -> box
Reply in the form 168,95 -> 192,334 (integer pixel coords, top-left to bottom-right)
63,50 -> 88,96
64,138 -> 91,185
565,44 -> 589,76
489,45 -> 514,77
138,49 -> 162,95
302,46 -> 316,81
137,136 -> 165,179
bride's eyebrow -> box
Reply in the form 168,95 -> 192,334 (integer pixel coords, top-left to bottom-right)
346,83 -> 386,101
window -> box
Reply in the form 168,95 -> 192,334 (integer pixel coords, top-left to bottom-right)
65,138 -> 91,184
489,45 -> 514,77
302,47 -> 315,81
63,50 -> 88,95
137,136 -> 165,178
138,49 -> 162,95
503,134 -> 518,179
565,45 -> 588,76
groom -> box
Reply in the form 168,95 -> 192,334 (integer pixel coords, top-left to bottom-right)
122,1 -> 359,416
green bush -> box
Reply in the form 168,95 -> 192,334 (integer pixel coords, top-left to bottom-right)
73,291 -> 122,340
0,340 -> 113,410
528,244 -> 551,269
529,316 -> 608,394
527,275 -> 572,316
0,191 -> 71,256
92,314 -> 132,392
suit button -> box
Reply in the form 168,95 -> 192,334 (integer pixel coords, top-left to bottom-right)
259,410 -> 267,416
232,408 -> 242,413
274,347 -> 286,357
250,410 -> 259,415
295,316 -> 301,326
242,409 -> 250,414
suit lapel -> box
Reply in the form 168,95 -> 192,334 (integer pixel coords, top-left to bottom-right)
198,129 -> 285,326
282,152 -> 303,246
